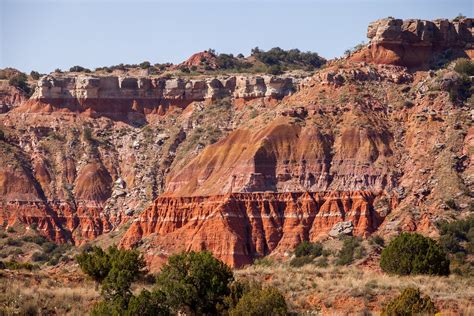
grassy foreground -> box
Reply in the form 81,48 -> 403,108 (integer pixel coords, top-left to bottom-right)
1,263 -> 473,315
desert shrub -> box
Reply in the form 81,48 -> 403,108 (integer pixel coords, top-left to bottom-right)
100,247 -> 146,302
42,242 -> 57,253
216,53 -> 252,71
6,238 -> 22,247
6,227 -> 15,233
369,235 -> 385,247
156,251 -> 234,314
381,287 -> 437,316
437,216 -> 474,242
22,235 -> 47,245
336,237 -> 362,265
139,61 -> 151,69
90,300 -> 121,316
30,71 -> 41,80
354,245 -> 367,259
0,232 -> 7,239
294,241 -> 323,258
439,234 -> 463,253
290,255 -> 313,267
229,286 -> 287,316
78,246 -> 145,301
9,248 -> 23,255
315,256 -> 328,267
179,66 -> 190,73
3,261 -> 39,270
448,75 -> 472,102
31,251 -> 48,262
445,198 -> 458,210
436,216 -> 474,274
8,73 -> 31,95
268,65 -> 283,75
77,246 -> 147,312
125,290 -> 169,316
251,47 -> 325,69
253,257 -> 274,266
69,65 -> 91,73
76,246 -> 113,283
220,280 -> 253,311
380,233 -> 450,276
453,58 -> 474,76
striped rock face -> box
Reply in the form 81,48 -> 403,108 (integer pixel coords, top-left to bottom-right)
120,191 -> 387,268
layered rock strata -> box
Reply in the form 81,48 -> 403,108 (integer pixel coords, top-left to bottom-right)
21,74 -> 299,116
120,191 -> 385,267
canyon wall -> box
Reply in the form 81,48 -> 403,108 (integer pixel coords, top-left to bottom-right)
0,17 -> 472,267
121,191 -> 385,267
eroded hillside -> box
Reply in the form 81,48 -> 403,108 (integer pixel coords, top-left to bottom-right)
0,17 -> 472,269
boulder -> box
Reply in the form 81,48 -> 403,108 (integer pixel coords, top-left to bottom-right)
329,221 -> 354,237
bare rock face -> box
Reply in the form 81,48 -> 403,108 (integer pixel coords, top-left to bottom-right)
19,74 -> 300,119
120,191 -> 384,268
352,17 -> 473,67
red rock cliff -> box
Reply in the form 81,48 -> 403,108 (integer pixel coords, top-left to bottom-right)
120,191 -> 385,267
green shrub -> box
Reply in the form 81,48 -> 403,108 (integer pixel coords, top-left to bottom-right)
336,237 -> 362,265
76,246 -> 113,283
251,46 -> 325,69
30,71 -> 41,80
290,255 -> 313,267
90,300 -> 121,316
156,251 -> 234,314
6,238 -> 22,247
454,58 -> 474,76
31,251 -> 48,262
229,286 -> 287,316
8,73 -> 31,95
22,235 -> 47,245
77,246 -> 145,302
253,257 -> 273,267
3,261 -> 39,270
294,241 -> 323,258
381,287 -> 437,316
69,65 -> 91,73
42,241 -> 57,253
139,61 -> 151,69
268,65 -> 283,75
125,289 -> 169,316
380,233 -> 450,276
369,235 -> 385,247
6,227 -> 15,233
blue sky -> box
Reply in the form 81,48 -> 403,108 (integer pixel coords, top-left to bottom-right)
1,0 -> 472,73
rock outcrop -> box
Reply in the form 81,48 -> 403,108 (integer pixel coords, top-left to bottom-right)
120,191 -> 385,267
19,74 -> 299,118
352,17 -> 473,67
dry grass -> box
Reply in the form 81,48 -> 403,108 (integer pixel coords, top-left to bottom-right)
1,260 -> 472,315
236,264 -> 474,315
0,269 -> 99,315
